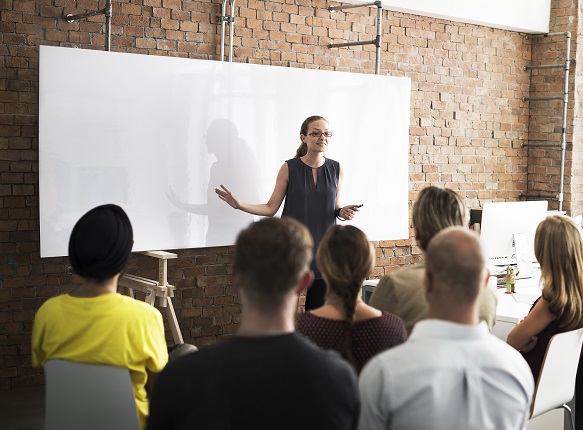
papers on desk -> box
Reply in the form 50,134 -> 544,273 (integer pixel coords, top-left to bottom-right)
512,293 -> 540,305
488,265 -> 508,276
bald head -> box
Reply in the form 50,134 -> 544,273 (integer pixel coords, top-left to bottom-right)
425,227 -> 487,314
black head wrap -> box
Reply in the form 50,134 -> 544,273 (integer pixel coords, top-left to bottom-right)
68,204 -> 134,279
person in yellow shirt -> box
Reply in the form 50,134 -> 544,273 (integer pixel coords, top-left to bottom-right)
32,204 -> 168,429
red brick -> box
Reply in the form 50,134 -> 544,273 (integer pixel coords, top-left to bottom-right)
0,0 -> 580,390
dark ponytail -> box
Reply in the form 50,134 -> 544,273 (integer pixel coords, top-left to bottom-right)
316,225 -> 375,373
295,142 -> 307,158
333,282 -> 360,370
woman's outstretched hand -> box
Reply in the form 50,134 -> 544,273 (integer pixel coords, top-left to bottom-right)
215,184 -> 241,210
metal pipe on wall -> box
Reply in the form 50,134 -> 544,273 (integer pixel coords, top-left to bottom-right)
228,0 -> 236,62
558,31 -> 571,212
374,2 -> 382,75
105,0 -> 112,52
328,1 -> 383,75
65,0 -> 112,52
219,0 -> 227,61
522,31 -> 571,211
219,0 -> 236,62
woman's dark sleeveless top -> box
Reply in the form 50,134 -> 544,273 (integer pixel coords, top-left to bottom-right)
282,157 -> 339,279
521,297 -> 561,383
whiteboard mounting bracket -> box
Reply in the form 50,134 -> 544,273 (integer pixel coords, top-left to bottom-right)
327,1 -> 383,74
64,0 -> 112,52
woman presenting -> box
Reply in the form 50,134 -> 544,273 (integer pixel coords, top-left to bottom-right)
216,115 -> 361,310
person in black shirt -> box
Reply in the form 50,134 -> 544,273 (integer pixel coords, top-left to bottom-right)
147,218 -> 360,430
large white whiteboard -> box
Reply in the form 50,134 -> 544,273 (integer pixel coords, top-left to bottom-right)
39,46 -> 410,257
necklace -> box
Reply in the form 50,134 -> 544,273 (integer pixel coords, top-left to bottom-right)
301,156 -> 324,169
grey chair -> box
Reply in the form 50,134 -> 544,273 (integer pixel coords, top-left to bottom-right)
45,360 -> 140,430
527,328 -> 583,430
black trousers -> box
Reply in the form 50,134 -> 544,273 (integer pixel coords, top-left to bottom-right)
576,356 -> 583,429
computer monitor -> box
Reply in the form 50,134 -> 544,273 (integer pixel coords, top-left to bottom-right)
480,201 -> 548,267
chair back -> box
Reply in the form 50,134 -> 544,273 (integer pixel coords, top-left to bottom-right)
45,360 -> 139,430
530,327 -> 583,420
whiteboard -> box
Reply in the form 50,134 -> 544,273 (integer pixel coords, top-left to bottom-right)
39,46 -> 410,257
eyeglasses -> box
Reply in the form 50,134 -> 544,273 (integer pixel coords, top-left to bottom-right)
308,131 -> 332,138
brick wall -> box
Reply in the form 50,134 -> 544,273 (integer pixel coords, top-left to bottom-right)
525,0 -> 579,212
0,0 -> 579,389
568,2 -> 583,215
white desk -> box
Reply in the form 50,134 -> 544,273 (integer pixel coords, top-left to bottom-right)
363,273 -> 542,336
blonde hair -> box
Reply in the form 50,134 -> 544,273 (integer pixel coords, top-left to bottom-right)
295,115 -> 328,158
316,225 -> 374,371
412,186 -> 466,251
535,215 -> 583,330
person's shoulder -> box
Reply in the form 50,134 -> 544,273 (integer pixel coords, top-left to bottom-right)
325,158 -> 340,168
379,311 -> 407,328
38,294 -> 64,307
374,264 -> 424,296
294,334 -> 354,372
116,294 -> 163,318
383,262 -> 424,283
295,311 -> 313,330
482,334 -> 534,374
478,283 -> 498,303
161,342 -> 230,377
34,295 -> 65,318
492,339 -> 535,388
361,341 -> 406,376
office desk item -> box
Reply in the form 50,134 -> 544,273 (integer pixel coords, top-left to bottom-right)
362,279 -> 379,304
480,201 -> 548,267
513,293 -> 541,305
118,251 -> 183,344
45,360 -> 139,430
493,270 -> 542,341
527,328 -> 583,430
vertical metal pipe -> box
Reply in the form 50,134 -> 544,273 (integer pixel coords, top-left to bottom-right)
228,0 -> 236,62
375,3 -> 381,75
105,0 -> 112,51
220,0 -> 227,61
558,31 -> 571,212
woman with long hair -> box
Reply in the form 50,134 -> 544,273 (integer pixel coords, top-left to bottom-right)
216,115 -> 361,310
296,225 -> 407,373
507,215 -> 583,381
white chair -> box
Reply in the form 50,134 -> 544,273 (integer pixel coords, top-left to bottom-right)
528,328 -> 583,430
45,360 -> 140,430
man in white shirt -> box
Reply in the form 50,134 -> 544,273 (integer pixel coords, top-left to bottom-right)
358,227 -> 534,430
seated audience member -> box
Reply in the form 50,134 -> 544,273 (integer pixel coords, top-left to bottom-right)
359,227 -> 534,430
296,225 -> 407,373
147,218 -> 359,430
369,186 -> 497,334
31,204 -> 168,430
507,215 -> 583,382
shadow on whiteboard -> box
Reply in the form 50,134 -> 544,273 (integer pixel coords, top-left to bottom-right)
166,118 -> 257,246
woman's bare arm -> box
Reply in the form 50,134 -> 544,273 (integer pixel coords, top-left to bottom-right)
507,298 -> 556,352
335,164 -> 361,220
215,163 -> 289,217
